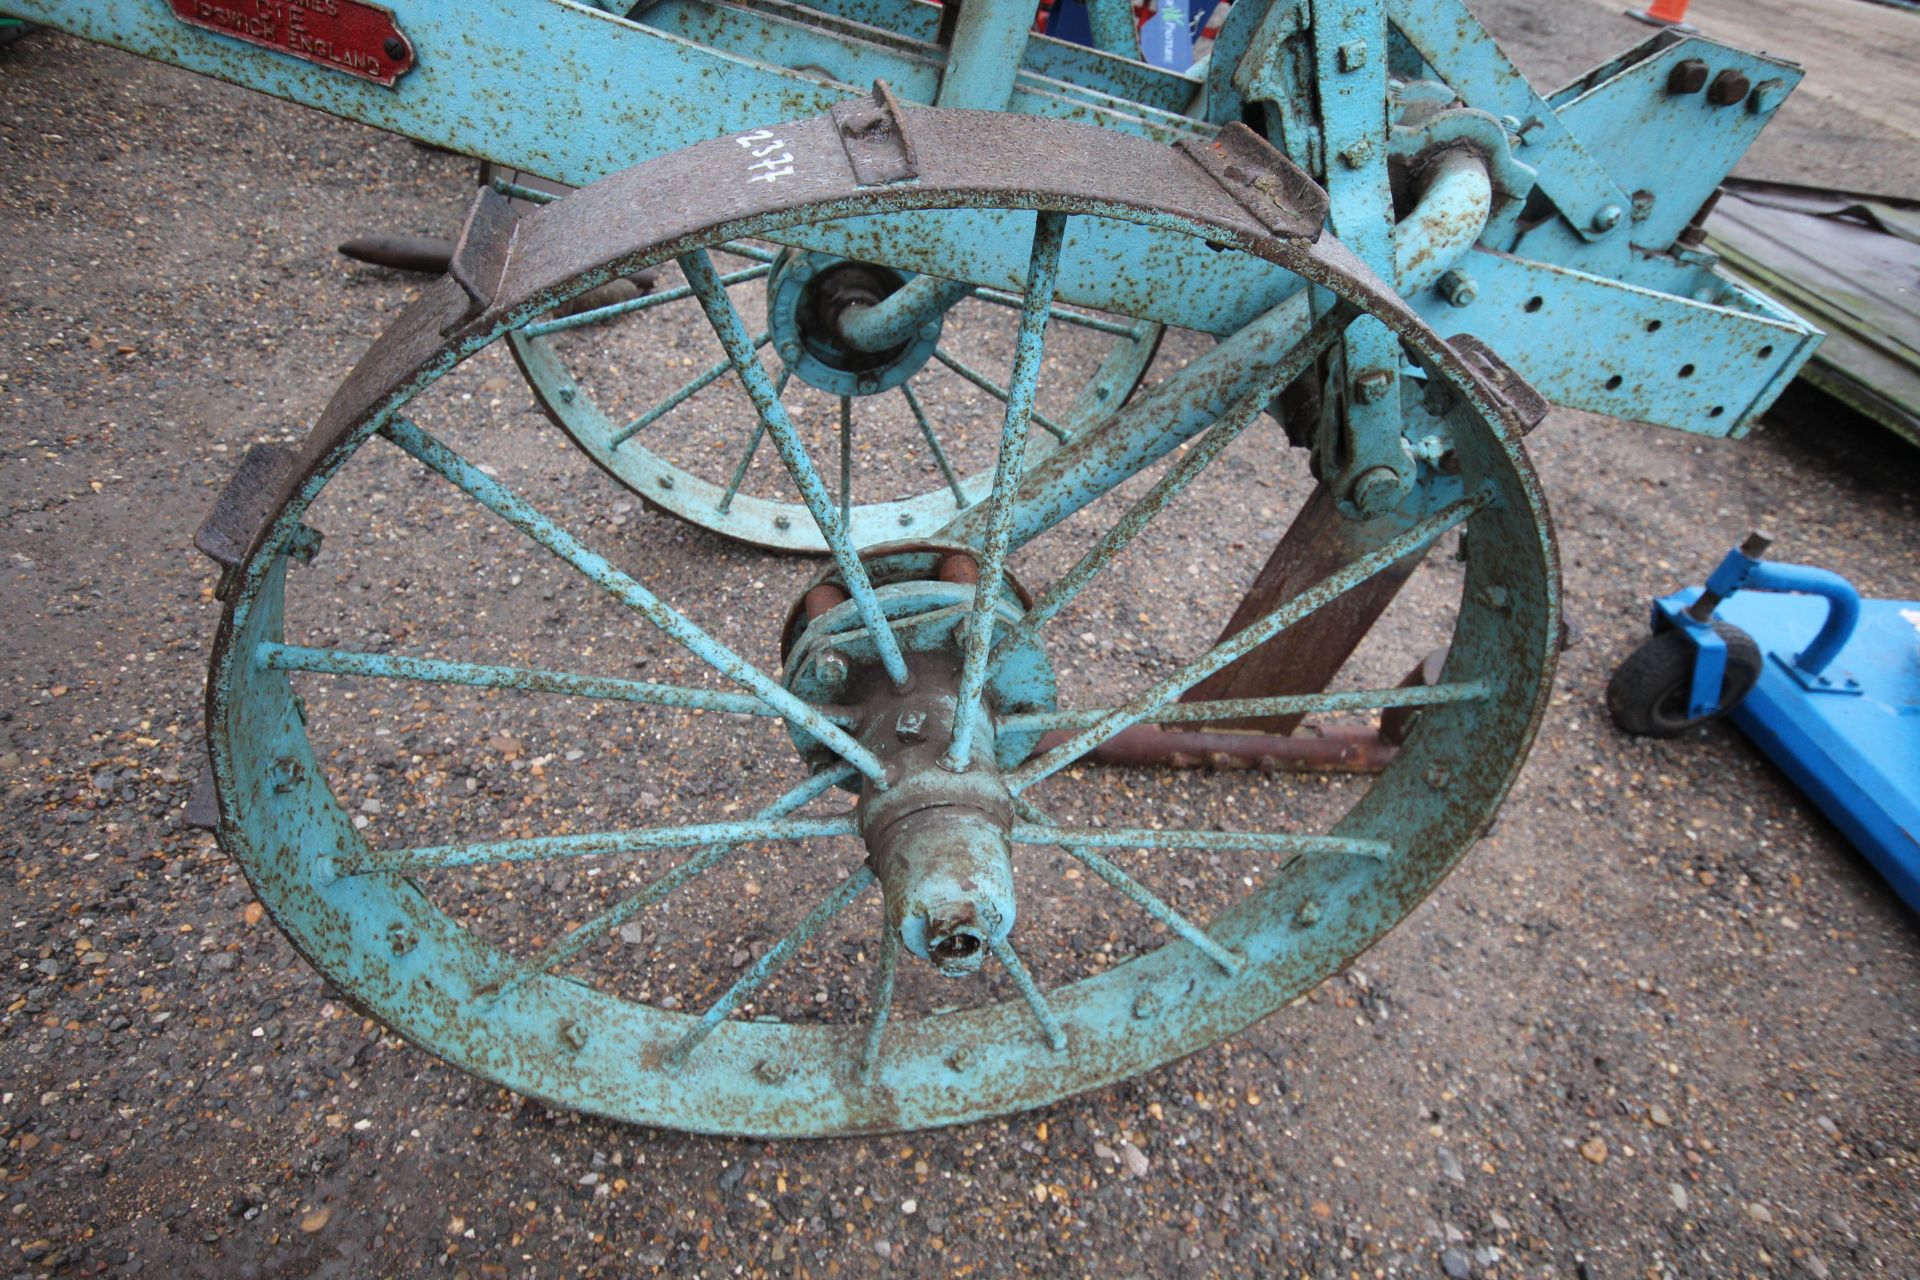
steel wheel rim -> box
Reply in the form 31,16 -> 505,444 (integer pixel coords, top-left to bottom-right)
206,109 -> 1559,1135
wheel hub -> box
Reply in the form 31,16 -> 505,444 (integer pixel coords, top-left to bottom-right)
767,250 -> 943,396
781,543 -> 1052,974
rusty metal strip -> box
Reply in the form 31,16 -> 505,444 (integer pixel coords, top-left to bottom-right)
447,186 -> 518,319
1448,334 -> 1548,434
831,79 -> 920,187
1176,122 -> 1329,241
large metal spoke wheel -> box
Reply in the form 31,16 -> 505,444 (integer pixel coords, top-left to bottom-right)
203,103 -> 1558,1135
490,170 -> 1163,554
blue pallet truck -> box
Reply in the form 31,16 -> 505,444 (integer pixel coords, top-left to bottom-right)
1610,533 -> 1920,915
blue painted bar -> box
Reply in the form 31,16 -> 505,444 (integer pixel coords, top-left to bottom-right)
971,288 -> 1141,338
609,331 -> 773,448
987,937 -> 1068,1051
1012,823 -> 1392,860
379,417 -> 888,782
944,210 -> 1068,772
508,764 -> 856,984
931,348 -> 1072,443
900,383 -> 969,507
1011,796 -> 1240,974
679,250 -> 911,689
667,866 -> 878,1065
986,306 -> 1353,674
857,927 -> 900,1085
997,679 -> 1492,734
1009,490 -> 1489,790
718,365 -> 792,514
255,642 -> 854,722
523,263 -> 772,338
342,816 -> 857,876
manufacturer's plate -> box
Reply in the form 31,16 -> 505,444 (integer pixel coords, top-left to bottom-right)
167,0 -> 416,87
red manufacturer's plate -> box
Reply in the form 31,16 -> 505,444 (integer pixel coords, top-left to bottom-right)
168,0 -> 416,87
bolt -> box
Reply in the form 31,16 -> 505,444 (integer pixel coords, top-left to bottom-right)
1349,466 -> 1403,518
1426,764 -> 1451,790
1337,139 -> 1374,169
561,1021 -> 590,1051
1131,991 -> 1161,1020
269,756 -> 301,794
1631,190 -> 1656,223
387,923 -> 418,956
1748,77 -> 1788,113
1706,69 -> 1751,106
1338,40 -> 1368,71
383,35 -> 407,61
918,319 -> 941,343
897,513 -> 913,527
1591,204 -> 1624,233
1499,113 -> 1524,136
895,709 -> 927,743
945,1045 -> 973,1072
557,385 -> 577,404
1666,58 -> 1708,94
1436,269 -> 1477,308
1293,900 -> 1322,928
753,1058 -> 789,1084
815,650 -> 850,688
774,514 -> 792,530
1353,368 -> 1395,404
656,474 -> 674,490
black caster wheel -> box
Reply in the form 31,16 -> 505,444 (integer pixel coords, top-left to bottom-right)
1608,621 -> 1762,737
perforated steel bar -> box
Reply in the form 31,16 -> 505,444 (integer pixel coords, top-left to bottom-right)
340,816 -> 856,876
1009,490 -> 1491,791
943,210 -> 1068,771
986,307 -> 1355,676
500,765 -> 856,990
378,417 -> 888,782
609,330 -> 773,447
997,679 -> 1492,734
931,349 -> 1071,443
716,366 -> 793,514
988,937 -> 1068,1052
255,642 -> 856,722
900,382 -> 968,507
666,866 -> 878,1066
1010,796 -> 1240,974
523,264 -> 773,338
857,927 -> 900,1085
680,248 -> 910,688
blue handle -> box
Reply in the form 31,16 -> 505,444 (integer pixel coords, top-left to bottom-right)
1702,545 -> 1861,676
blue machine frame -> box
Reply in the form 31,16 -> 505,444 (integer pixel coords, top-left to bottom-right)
1652,545 -> 1920,917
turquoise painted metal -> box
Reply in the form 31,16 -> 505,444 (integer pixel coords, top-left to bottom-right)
190,108 -> 1559,1133
5,0 -> 1828,1131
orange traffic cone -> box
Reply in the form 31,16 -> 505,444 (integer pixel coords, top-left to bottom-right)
1627,0 -> 1696,30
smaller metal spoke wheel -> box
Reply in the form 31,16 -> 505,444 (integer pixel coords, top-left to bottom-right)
204,103 -> 1558,1135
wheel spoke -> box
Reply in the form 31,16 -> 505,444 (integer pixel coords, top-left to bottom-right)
256,641 -> 856,723
900,382 -> 968,507
932,348 -> 1071,443
857,926 -> 900,1086
943,212 -> 1068,772
996,679 -> 1492,735
524,263 -> 773,338
838,395 -> 853,529
986,305 -> 1356,678
716,365 -> 792,515
665,866 -> 877,1067
378,417 -> 888,783
1008,489 -> 1492,791
1011,795 -> 1240,975
971,287 -> 1139,338
492,764 -> 856,994
988,936 -> 1067,1052
340,816 -> 855,876
680,248 -> 910,689
1012,822 -> 1390,860
608,330 -> 773,448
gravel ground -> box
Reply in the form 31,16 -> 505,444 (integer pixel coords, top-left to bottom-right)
3,8 -> 1919,1279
